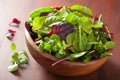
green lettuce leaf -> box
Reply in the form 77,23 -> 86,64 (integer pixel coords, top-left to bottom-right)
30,7 -> 54,18
70,5 -> 93,16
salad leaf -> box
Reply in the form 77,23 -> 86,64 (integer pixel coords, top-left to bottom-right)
55,49 -> 68,58
68,52 -> 86,61
27,5 -> 115,64
65,13 -> 78,25
11,43 -> 16,52
80,16 -> 92,33
44,16 -> 60,26
30,7 -> 54,18
11,52 -> 19,63
17,58 -> 27,65
104,41 -> 115,50
100,52 -> 112,58
70,5 -> 93,16
54,7 -> 70,20
8,63 -> 18,72
32,16 -> 46,32
18,50 -> 28,58
92,21 -> 103,28
48,22 -> 74,40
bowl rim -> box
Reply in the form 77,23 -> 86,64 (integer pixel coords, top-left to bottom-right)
25,25 -> 109,66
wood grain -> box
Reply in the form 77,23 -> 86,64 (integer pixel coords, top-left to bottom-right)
0,0 -> 120,80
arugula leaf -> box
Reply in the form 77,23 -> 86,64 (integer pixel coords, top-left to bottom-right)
30,7 -> 54,18
11,43 -> 16,52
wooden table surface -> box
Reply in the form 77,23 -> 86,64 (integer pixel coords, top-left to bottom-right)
0,0 -> 120,80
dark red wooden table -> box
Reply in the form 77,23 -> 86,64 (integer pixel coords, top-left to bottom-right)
0,0 -> 120,80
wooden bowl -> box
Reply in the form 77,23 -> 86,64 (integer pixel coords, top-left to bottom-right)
25,24 -> 109,76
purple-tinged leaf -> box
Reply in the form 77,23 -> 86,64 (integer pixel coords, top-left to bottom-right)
48,22 -> 74,40
6,29 -> 16,40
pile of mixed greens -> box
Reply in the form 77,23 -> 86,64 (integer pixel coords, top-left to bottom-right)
26,5 -> 115,63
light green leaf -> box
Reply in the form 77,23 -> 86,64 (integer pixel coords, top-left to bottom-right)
44,16 -> 60,26
104,41 -> 115,50
18,50 -> 28,58
17,58 -> 27,65
11,52 -> 19,63
11,43 -> 16,52
55,49 -> 67,58
70,5 -> 93,16
32,16 -> 46,32
30,7 -> 54,18
100,52 -> 112,58
80,16 -> 92,33
8,63 -> 18,72
65,13 -> 78,25
54,7 -> 70,20
92,21 -> 103,28
68,52 -> 86,61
